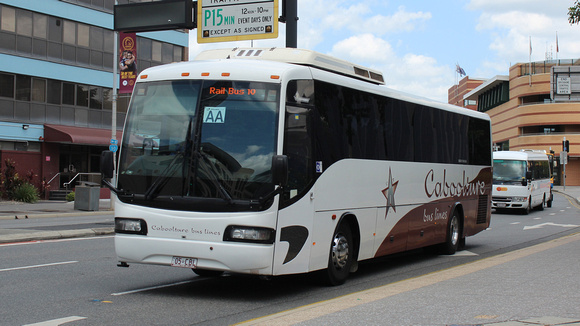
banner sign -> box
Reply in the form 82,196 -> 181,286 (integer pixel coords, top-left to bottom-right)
119,32 -> 138,94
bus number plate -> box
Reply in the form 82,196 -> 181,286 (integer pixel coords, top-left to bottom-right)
171,256 -> 198,268
497,203 -> 506,208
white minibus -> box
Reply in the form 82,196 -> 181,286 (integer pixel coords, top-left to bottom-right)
492,150 -> 552,214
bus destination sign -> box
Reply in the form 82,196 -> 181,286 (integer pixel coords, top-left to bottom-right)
197,0 -> 278,44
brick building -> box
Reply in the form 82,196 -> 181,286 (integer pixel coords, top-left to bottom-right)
450,60 -> 580,186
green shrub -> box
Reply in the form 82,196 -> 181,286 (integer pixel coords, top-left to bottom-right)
66,191 -> 75,202
13,182 -> 40,203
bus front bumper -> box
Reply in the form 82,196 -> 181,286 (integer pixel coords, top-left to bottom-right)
115,234 -> 275,275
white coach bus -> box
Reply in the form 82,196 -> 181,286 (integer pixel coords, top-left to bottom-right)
492,150 -> 552,214
101,48 -> 492,285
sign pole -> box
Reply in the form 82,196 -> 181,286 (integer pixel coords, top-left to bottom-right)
111,0 -> 118,210
285,0 -> 297,48
563,137 -> 567,191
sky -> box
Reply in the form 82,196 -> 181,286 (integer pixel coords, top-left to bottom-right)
188,0 -> 580,103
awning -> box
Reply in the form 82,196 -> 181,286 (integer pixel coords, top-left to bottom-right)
44,124 -> 122,146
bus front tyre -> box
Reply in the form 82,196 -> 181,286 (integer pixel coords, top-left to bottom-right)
323,223 -> 353,286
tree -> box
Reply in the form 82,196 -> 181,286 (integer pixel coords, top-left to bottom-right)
570,0 -> 580,24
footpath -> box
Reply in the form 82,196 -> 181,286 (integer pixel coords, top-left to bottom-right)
1,188 -> 579,326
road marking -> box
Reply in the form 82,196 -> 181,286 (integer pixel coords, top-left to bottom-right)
523,222 -> 580,231
235,233 -> 580,326
510,222 -> 520,225
111,280 -> 195,296
22,316 -> 87,326
451,250 -> 478,256
0,261 -> 78,272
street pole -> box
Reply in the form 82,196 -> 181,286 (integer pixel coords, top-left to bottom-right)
111,1 -> 118,209
284,0 -> 297,48
563,137 -> 566,191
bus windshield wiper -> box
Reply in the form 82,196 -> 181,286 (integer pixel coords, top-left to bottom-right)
196,150 -> 235,205
143,152 -> 183,201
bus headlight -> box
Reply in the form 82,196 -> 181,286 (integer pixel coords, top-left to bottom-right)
513,197 -> 528,202
115,218 -> 148,235
224,225 -> 275,244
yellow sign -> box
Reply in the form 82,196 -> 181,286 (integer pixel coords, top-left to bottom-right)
197,0 -> 278,44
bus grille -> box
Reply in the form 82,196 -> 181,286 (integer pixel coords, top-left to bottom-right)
477,195 -> 488,224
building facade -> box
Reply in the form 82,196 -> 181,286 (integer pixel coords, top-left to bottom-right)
451,60 -> 580,186
447,76 -> 485,111
0,0 -> 189,198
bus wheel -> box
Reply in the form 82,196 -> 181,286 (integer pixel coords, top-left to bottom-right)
538,195 -> 545,211
193,269 -> 224,277
547,192 -> 553,207
324,223 -> 353,286
440,210 -> 460,255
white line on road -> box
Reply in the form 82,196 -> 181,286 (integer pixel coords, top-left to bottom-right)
22,316 -> 87,326
0,261 -> 78,272
111,280 -> 195,296
111,275 -> 229,296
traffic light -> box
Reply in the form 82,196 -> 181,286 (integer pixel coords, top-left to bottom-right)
563,140 -> 570,152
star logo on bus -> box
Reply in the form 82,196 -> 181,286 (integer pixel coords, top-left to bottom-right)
382,167 -> 398,218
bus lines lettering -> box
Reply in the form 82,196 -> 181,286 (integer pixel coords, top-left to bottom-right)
424,169 -> 486,198
151,225 -> 221,236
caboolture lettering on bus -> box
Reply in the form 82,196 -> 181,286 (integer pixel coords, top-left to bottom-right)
150,225 -> 221,236
424,169 -> 486,198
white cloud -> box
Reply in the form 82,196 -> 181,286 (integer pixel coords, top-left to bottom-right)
468,0 -> 580,68
329,34 -> 453,102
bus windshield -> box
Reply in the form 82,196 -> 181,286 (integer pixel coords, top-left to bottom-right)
118,80 -> 280,211
493,159 -> 526,183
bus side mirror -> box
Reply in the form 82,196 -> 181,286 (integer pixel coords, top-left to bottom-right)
271,155 -> 288,187
521,177 -> 527,186
100,151 -> 115,179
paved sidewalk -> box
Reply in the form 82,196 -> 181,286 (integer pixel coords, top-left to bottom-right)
0,199 -> 114,243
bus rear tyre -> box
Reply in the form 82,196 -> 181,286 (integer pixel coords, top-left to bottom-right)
440,210 -> 460,255
323,223 -> 353,286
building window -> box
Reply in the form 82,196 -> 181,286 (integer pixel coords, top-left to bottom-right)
31,78 -> 46,102
1,5 -> 16,32
63,20 -> 76,45
15,75 -> 31,101
33,13 -> 47,39
76,85 -> 89,107
0,73 -> 14,98
62,82 -> 75,105
47,80 -> 61,104
89,86 -> 102,109
16,9 -> 32,36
